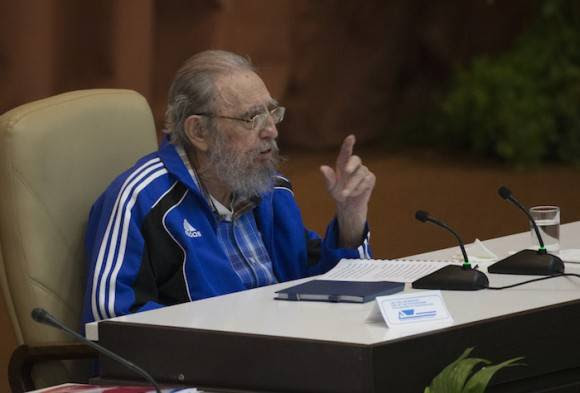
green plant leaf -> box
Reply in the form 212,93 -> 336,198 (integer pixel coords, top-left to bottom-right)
462,357 -> 525,393
431,357 -> 491,393
425,348 -> 525,393
408,0 -> 580,167
427,348 -> 492,393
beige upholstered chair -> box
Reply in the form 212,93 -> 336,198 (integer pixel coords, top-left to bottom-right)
0,89 -> 158,391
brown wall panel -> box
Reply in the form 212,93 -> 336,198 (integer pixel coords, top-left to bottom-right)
0,1 -> 58,112
51,0 -> 115,92
111,0 -> 155,100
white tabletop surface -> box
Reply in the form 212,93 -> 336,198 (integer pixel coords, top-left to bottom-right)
86,221 -> 580,345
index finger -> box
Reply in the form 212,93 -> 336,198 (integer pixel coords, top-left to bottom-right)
336,134 -> 356,171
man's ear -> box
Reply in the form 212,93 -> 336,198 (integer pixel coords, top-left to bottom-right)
184,115 -> 209,151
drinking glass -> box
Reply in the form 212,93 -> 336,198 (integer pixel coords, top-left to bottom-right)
530,206 -> 560,253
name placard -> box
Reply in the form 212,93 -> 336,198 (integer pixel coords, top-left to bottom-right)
376,290 -> 453,328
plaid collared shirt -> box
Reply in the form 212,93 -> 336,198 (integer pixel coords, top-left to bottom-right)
177,146 -> 277,288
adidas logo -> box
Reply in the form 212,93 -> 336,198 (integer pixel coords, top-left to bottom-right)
183,219 -> 202,238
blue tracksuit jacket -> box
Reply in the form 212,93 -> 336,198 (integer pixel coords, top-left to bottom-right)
81,142 -> 371,324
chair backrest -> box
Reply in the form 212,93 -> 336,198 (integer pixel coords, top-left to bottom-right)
0,89 -> 158,348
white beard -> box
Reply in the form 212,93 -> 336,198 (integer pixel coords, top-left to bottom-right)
204,131 -> 281,199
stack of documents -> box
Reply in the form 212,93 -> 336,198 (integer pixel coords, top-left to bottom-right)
322,258 -> 454,283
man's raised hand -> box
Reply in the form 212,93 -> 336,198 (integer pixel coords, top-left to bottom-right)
320,135 -> 376,248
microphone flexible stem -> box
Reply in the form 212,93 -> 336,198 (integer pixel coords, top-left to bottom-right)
507,196 -> 545,250
36,311 -> 162,393
425,217 -> 469,264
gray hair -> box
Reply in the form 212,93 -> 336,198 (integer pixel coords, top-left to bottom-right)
164,50 -> 255,147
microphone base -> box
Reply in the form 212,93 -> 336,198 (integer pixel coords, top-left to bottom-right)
412,265 -> 489,291
488,249 -> 564,275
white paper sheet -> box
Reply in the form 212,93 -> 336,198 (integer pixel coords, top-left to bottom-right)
322,259 -> 455,283
452,238 -> 498,263
560,249 -> 580,263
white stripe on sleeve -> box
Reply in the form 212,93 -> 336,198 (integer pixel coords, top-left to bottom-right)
90,158 -> 161,321
105,168 -> 168,318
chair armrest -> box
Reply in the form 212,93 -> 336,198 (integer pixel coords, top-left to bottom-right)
9,342 -> 99,393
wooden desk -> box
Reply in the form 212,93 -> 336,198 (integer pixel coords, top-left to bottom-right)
87,222 -> 580,393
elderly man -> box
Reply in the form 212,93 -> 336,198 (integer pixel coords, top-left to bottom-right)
82,50 -> 375,324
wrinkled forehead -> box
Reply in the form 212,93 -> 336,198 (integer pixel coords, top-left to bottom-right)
213,70 -> 277,115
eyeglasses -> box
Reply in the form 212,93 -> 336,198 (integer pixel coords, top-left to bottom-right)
195,106 -> 285,131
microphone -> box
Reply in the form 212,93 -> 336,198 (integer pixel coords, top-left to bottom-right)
31,308 -> 162,393
488,186 -> 564,275
498,186 -> 546,251
412,210 -> 489,290
415,210 -> 471,268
